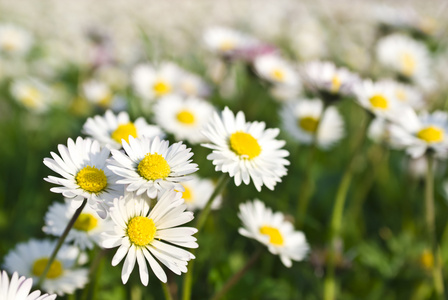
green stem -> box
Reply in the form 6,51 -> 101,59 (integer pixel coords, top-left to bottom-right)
211,249 -> 262,300
81,248 -> 107,300
323,113 -> 370,300
425,154 -> 445,298
296,143 -> 317,229
182,174 -> 230,300
162,282 -> 174,300
38,199 -> 87,287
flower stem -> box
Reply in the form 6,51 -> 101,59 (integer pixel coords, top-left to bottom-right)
37,198 -> 87,287
425,154 -> 445,298
211,248 -> 262,300
323,112 -> 369,300
296,143 -> 317,229
162,281 -> 174,300
182,174 -> 229,300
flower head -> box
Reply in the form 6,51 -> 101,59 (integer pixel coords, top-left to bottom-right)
0,270 -> 57,300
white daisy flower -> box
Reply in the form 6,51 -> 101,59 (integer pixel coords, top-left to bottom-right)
203,26 -> 255,57
0,270 -> 56,300
372,4 -> 418,30
253,54 -> 299,87
0,24 -> 33,56
353,79 -> 403,119
238,199 -> 309,267
101,189 -> 198,285
300,61 -> 359,102
43,137 -> 123,219
178,71 -> 210,98
43,199 -> 113,250
202,107 -> 290,191
82,110 -> 164,150
389,110 -> 448,158
378,80 -> 425,111
10,78 -> 52,113
153,95 -> 215,144
132,62 -> 182,102
175,175 -> 222,211
108,136 -> 198,198
3,239 -> 88,295
82,80 -> 114,109
376,34 -> 431,85
281,98 -> 345,149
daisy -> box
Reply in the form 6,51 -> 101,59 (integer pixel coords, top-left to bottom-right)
203,26 -> 256,57
153,95 -> 215,144
10,78 -> 52,113
389,110 -> 448,158
101,189 -> 197,285
82,79 -> 113,108
82,110 -> 164,150
300,61 -> 359,102
379,80 -> 425,111
43,137 -> 123,219
43,199 -> 113,250
3,239 -> 88,295
0,24 -> 33,56
281,98 -> 345,149
253,54 -> 300,87
353,79 -> 403,119
0,271 -> 56,300
178,70 -> 210,98
376,34 -> 431,85
132,62 -> 182,102
107,136 -> 198,198
176,175 -> 222,211
202,107 -> 290,191
238,199 -> 309,267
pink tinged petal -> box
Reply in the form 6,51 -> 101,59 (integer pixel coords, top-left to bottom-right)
112,241 -> 131,266
121,245 -> 137,284
136,250 -> 149,286
142,248 -> 167,283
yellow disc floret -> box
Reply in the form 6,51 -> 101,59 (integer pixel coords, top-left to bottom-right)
32,258 -> 63,279
417,126 -> 444,143
176,110 -> 195,125
369,94 -> 389,110
270,69 -> 285,82
400,52 -> 416,77
299,116 -> 319,133
76,166 -> 108,193
229,131 -> 261,159
153,80 -> 171,96
181,185 -> 193,203
420,249 -> 434,270
259,225 -> 284,246
127,216 -> 156,246
137,153 -> 171,181
330,76 -> 341,93
111,122 -> 138,144
74,213 -> 98,232
219,40 -> 235,52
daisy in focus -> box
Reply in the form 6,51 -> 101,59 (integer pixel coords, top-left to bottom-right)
389,110 -> 448,158
300,60 -> 359,102
176,175 -> 222,211
202,107 -> 290,191
101,190 -> 198,285
0,271 -> 56,300
238,199 -> 309,267
44,137 -> 123,218
281,98 -> 345,149
132,62 -> 182,102
3,239 -> 88,295
376,34 -> 431,86
43,199 -> 113,250
153,95 -> 215,144
10,78 -> 52,113
82,110 -> 164,149
108,136 -> 198,198
0,23 -> 33,56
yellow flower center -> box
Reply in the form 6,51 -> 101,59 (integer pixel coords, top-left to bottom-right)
111,122 -> 138,144
176,110 -> 195,125
76,166 -> 108,193
137,153 -> 171,181
32,258 -> 63,279
229,132 -> 261,159
369,94 -> 389,110
299,116 -> 319,133
153,80 -> 171,96
219,40 -> 235,52
330,75 -> 341,93
259,225 -> 284,246
420,249 -> 434,270
98,92 -> 113,108
73,213 -> 98,232
21,87 -> 41,109
417,126 -> 444,143
127,216 -> 156,246
400,52 -> 416,77
181,185 -> 193,203
395,88 -> 407,101
270,69 -> 285,82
